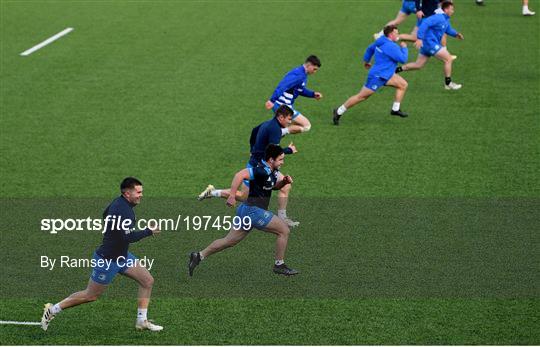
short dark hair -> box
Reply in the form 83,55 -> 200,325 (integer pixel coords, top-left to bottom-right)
265,144 -> 284,161
441,1 -> 454,10
275,104 -> 293,118
120,177 -> 143,193
305,55 -> 321,67
384,25 -> 398,37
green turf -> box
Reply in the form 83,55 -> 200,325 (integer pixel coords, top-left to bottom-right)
1,299 -> 538,345
1,0 -> 539,344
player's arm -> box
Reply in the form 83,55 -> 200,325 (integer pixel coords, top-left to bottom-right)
227,168 -> 251,207
386,43 -> 409,64
268,129 -> 294,155
297,86 -> 316,98
415,17 -> 431,48
107,207 -> 155,243
445,23 -> 462,39
285,142 -> 297,154
274,175 -> 293,190
363,42 -> 376,67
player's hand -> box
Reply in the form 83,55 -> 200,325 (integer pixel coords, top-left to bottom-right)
282,175 -> 293,185
416,10 -> 424,19
149,223 -> 161,235
265,100 -> 274,110
414,39 -> 423,49
400,41 -> 408,48
364,62 -> 372,69
288,142 -> 297,153
314,92 -> 323,100
456,33 -> 464,40
226,195 -> 236,207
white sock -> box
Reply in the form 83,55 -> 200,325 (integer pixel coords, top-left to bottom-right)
281,128 -> 289,137
211,189 -> 221,197
337,105 -> 347,115
275,259 -> 284,266
278,209 -> 287,219
199,252 -> 205,261
392,102 -> 401,112
51,303 -> 62,314
137,308 -> 147,322
523,5 -> 528,11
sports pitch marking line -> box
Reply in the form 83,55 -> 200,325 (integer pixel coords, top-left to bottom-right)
0,320 -> 41,326
20,27 -> 74,56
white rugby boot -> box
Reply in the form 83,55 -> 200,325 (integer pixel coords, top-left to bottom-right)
197,184 -> 215,201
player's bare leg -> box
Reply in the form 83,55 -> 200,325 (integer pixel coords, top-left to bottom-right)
388,11 -> 409,26
288,114 -> 311,133
262,216 -> 298,275
399,27 -> 418,42
401,54 -> 429,71
276,172 -> 298,227
344,87 -> 375,108
122,265 -> 162,331
435,47 -> 462,90
333,87 -> 375,125
57,279 -> 107,309
188,228 -> 250,276
41,279 -> 107,331
375,12 -> 409,39
122,265 -> 153,311
440,35 -> 457,60
385,74 -> 409,117
200,228 -> 249,258
523,0 -> 535,15
216,187 -> 248,201
198,183 -> 248,202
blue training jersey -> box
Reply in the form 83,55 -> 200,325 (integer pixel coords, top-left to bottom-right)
95,196 -> 152,259
246,160 -> 278,210
417,13 -> 458,48
364,36 -> 408,81
269,65 -> 315,107
249,117 -> 293,166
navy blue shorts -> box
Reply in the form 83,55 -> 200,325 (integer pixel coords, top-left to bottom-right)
90,252 -> 138,285
401,0 -> 417,15
236,203 -> 273,232
365,75 -> 388,92
420,43 -> 443,57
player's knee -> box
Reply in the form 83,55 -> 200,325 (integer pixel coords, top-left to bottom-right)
141,275 -> 154,289
301,123 -> 311,132
402,80 -> 409,89
85,292 -> 100,302
280,184 -> 291,194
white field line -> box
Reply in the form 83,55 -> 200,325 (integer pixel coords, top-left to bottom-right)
0,320 -> 41,326
20,27 -> 74,56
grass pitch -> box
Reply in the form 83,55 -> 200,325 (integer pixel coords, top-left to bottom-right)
0,0 -> 539,344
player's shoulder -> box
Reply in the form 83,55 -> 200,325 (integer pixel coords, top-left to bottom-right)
253,165 -> 272,177
286,65 -> 304,76
107,196 -> 128,213
259,117 -> 276,131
